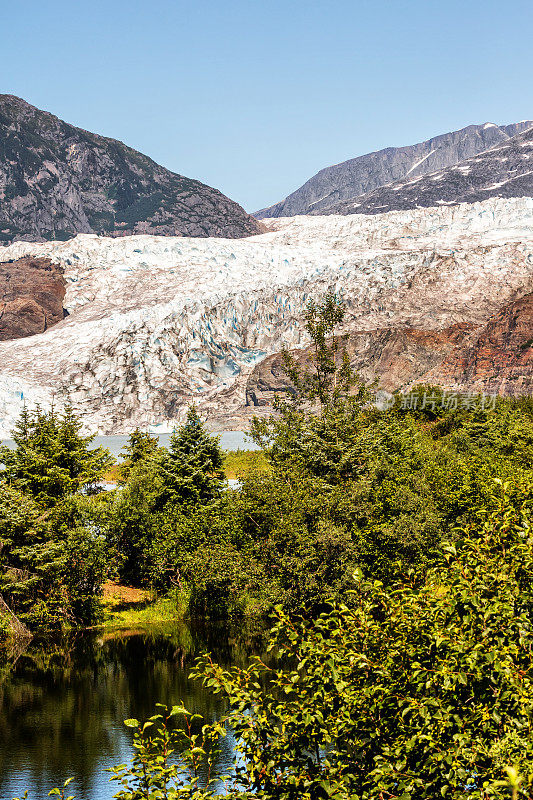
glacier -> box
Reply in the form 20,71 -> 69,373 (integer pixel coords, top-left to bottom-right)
0,196 -> 532,437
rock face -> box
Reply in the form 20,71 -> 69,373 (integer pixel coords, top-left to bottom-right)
245,324 -> 474,407
428,293 -> 533,396
0,256 -> 66,340
256,122 -> 533,218
0,94 -> 263,244
326,127 -> 533,216
245,292 -> 533,408
0,196 -> 531,436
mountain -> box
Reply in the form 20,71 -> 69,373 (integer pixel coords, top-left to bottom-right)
0,95 -> 263,244
322,126 -> 533,216
255,122 -> 533,218
0,196 -> 531,436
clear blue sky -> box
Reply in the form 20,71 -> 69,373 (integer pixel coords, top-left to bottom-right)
3,0 -> 533,212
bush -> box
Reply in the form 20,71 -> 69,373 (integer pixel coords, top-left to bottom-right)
187,479 -> 533,799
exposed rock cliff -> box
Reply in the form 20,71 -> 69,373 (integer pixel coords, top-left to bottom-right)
0,95 -> 263,244
427,292 -> 533,396
245,323 -> 474,407
245,292 -> 533,409
0,256 -> 66,340
256,122 -> 533,218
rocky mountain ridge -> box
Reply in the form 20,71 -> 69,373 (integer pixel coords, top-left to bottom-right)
0,196 -> 531,436
324,126 -> 533,216
0,94 -> 263,244
256,121 -> 533,218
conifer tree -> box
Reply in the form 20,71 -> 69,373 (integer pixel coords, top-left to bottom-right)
0,405 -> 113,505
278,292 -> 365,411
120,428 -> 159,482
159,407 -> 224,507
251,294 -> 371,482
0,406 -> 111,627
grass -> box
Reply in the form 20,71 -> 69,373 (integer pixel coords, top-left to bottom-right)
223,449 -> 269,480
103,463 -> 122,482
102,450 -> 269,483
101,582 -> 188,629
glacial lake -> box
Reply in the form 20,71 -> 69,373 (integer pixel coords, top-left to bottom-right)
1,430 -> 258,459
0,621 -> 267,800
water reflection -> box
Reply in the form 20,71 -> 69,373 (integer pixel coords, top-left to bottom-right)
0,621 -> 267,800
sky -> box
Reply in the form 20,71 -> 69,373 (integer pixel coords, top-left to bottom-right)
3,0 -> 533,212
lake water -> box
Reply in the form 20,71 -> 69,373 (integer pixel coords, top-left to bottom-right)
0,431 -> 259,798
1,430 -> 259,460
0,621 -> 267,800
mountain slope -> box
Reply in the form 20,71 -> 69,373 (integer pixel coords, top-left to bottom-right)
256,122 -> 532,218
0,95 -> 263,244
324,126 -> 533,216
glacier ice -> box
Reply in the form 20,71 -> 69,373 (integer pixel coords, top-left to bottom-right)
0,197 -> 532,436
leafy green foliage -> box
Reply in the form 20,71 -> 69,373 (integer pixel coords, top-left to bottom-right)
56,481 -> 532,800
122,297 -> 533,618
104,410 -> 225,587
11,294 -> 533,798
184,480 -> 533,799
104,452 -> 166,584
0,483 -> 107,628
109,705 -> 226,799
147,497 -> 260,618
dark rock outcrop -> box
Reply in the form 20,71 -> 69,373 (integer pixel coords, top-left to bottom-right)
0,94 -> 263,244
428,292 -> 533,396
0,256 -> 66,340
256,122 -> 533,218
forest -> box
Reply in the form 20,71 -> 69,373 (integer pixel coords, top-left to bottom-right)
2,296 -> 533,799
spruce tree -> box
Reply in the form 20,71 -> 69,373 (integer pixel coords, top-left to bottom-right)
278,292 -> 363,411
120,428 -> 159,481
0,405 -> 113,505
159,407 -> 224,507
251,293 -> 371,482
0,406 -> 111,627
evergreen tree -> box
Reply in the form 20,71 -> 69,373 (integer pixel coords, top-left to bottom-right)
159,407 -> 224,507
278,292 -> 366,411
0,405 -> 113,506
0,483 -> 106,628
251,293 -> 371,481
0,406 -> 111,628
120,428 -> 159,482
104,411 -> 223,586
